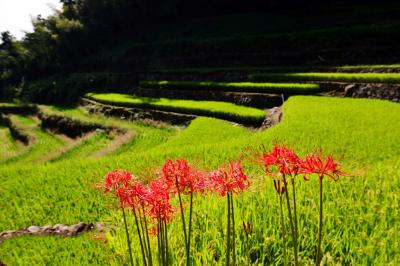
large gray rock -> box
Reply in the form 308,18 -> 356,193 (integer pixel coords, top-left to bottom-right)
27,226 -> 40,234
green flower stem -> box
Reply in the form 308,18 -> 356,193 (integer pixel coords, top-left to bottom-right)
142,205 -> 153,266
316,176 -> 324,266
122,207 -> 134,266
175,178 -> 189,257
159,219 -> 165,266
226,193 -> 231,266
137,207 -> 149,266
230,192 -> 236,266
164,220 -> 169,266
291,177 -> 299,240
187,193 -> 193,266
157,220 -> 161,264
279,194 -> 288,266
282,174 -> 299,266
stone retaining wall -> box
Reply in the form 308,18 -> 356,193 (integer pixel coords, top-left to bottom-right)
343,83 -> 400,102
81,98 -> 196,126
318,82 -> 400,102
38,111 -> 124,138
0,222 -> 105,245
135,87 -> 283,109
0,105 -> 38,115
0,114 -> 33,144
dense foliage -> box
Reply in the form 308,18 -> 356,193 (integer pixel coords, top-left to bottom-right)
1,1 -> 400,102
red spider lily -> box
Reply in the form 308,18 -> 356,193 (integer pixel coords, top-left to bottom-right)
104,169 -> 133,193
121,181 -> 148,208
103,170 -> 135,208
192,171 -> 207,194
145,180 -> 174,222
261,144 -> 302,177
161,159 -> 206,194
161,159 -> 189,189
209,161 -> 250,196
301,153 -> 344,181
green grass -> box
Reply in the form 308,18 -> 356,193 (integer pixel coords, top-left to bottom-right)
85,92 -> 267,125
0,96 -> 399,265
0,126 -> 25,162
0,102 -> 19,107
104,97 -> 400,265
155,64 -> 400,74
139,80 -> 320,94
249,72 -> 400,83
0,235 -> 121,265
41,105 -> 179,156
49,132 -> 112,162
7,115 -> 65,163
339,63 -> 400,69
3,128 -> 65,164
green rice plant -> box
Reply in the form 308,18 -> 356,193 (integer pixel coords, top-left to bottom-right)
139,80 -> 319,94
85,93 -> 266,126
0,102 -> 19,108
50,132 -> 112,162
0,235 -> 122,265
338,64 -> 400,69
249,72 -> 400,83
156,64 -> 400,75
40,105 -> 178,157
0,96 -> 399,265
3,129 -> 65,164
0,126 -> 26,162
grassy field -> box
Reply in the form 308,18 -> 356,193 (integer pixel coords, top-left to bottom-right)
0,126 -> 25,162
155,64 -> 400,75
85,92 -> 267,125
249,72 -> 400,83
139,80 -> 320,94
0,96 -> 399,265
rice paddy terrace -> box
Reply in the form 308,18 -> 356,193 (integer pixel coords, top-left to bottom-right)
1,65 -> 400,265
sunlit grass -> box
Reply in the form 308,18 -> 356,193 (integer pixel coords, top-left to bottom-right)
0,126 -> 25,162
0,96 -> 399,265
0,234 -> 122,265
85,92 -> 267,125
139,80 -> 319,94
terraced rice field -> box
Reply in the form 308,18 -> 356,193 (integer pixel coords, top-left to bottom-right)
85,92 -> 267,125
139,81 -> 319,94
249,72 -> 400,83
0,95 -> 399,265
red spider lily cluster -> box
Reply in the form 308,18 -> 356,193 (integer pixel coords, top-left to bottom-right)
161,159 -> 206,194
100,145 -> 344,266
261,145 -> 302,176
209,161 -> 250,196
102,159 -> 249,266
261,144 -> 344,182
260,144 -> 345,266
103,159 -> 249,227
302,153 -> 344,181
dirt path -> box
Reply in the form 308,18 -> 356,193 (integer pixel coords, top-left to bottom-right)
93,130 -> 136,157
